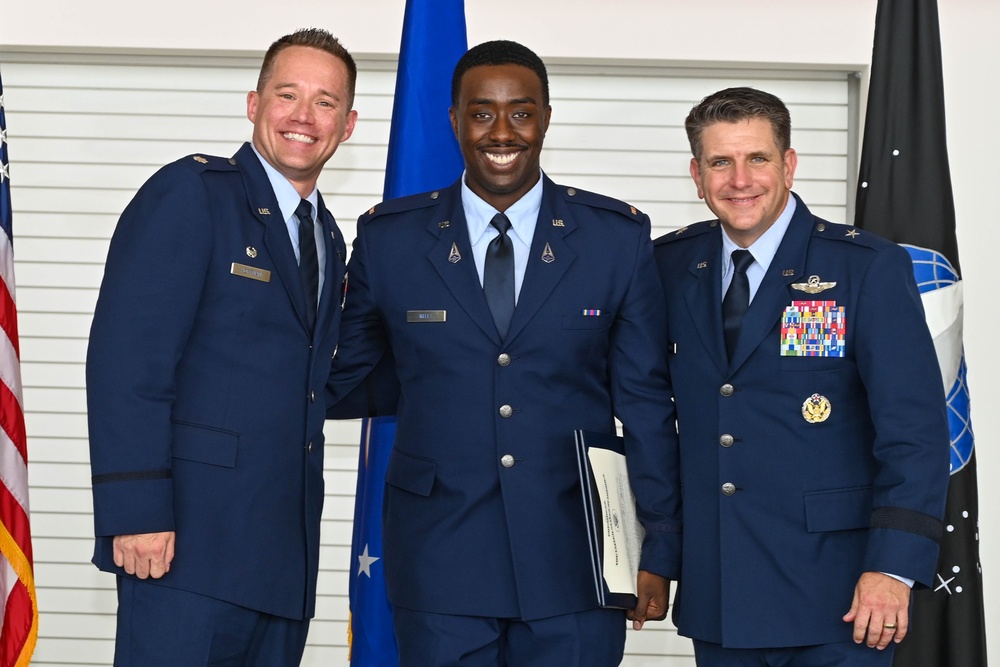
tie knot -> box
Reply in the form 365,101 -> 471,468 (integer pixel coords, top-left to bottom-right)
491,212 -> 511,236
295,199 -> 313,223
731,249 -> 754,274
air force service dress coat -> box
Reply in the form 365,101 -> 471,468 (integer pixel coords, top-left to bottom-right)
652,193 -> 949,648
329,176 -> 682,620
87,142 -> 345,620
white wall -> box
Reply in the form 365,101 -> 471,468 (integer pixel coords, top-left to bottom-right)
3,0 -> 997,657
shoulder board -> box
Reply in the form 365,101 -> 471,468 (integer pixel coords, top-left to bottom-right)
178,153 -> 238,173
809,219 -> 888,250
359,189 -> 444,224
559,185 -> 644,222
654,219 -> 719,246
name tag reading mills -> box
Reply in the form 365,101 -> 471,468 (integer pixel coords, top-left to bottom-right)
407,310 -> 447,323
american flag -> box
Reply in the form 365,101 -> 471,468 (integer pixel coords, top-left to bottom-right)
0,70 -> 38,667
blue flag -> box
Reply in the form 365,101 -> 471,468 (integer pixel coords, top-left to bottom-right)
348,2 -> 467,663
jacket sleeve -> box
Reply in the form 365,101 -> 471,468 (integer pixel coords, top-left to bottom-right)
854,242 -> 950,587
610,213 -> 683,580
87,164 -> 213,537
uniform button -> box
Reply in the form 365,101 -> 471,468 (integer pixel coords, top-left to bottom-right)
720,383 -> 734,397
721,482 -> 736,496
499,405 -> 513,418
501,454 -> 515,468
309,390 -> 316,403
307,441 -> 314,454
720,434 -> 734,447
497,353 -> 511,367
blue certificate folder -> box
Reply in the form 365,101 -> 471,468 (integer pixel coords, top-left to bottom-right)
574,430 -> 644,610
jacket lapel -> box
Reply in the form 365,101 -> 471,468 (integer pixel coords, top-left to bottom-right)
234,143 -> 313,335
680,227 -> 729,375
729,194 -> 814,371
505,177 -> 576,343
314,191 -> 343,342
424,181 -> 503,344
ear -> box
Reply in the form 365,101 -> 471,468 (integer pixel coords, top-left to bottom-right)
689,157 -> 706,200
782,148 -> 798,189
541,105 -> 552,136
340,109 -> 359,142
246,90 -> 259,124
449,106 -> 459,139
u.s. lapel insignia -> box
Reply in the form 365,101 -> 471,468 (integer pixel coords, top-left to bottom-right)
782,269 -> 795,277
791,275 -> 836,294
552,219 -> 565,227
845,228 -> 860,238
245,246 -> 258,259
439,220 -> 450,229
257,207 -> 270,215
541,242 -> 555,263
801,393 -> 831,423
696,261 -> 708,269
448,242 -> 462,264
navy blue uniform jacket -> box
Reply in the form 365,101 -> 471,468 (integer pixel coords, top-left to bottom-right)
87,142 -> 345,620
329,176 -> 682,620
653,194 -> 949,648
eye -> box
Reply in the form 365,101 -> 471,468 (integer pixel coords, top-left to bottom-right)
711,159 -> 730,168
749,156 -> 766,164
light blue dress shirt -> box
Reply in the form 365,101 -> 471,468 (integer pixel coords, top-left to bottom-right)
250,143 -> 326,303
720,195 -> 796,303
461,171 -> 544,304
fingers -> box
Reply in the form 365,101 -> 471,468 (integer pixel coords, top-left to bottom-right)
112,532 -> 176,580
844,572 -> 911,649
631,571 -> 670,630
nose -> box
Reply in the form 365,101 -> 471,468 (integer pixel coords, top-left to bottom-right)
488,114 -> 516,143
290,99 -> 314,124
729,161 -> 751,188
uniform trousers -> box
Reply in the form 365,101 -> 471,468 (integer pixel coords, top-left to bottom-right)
394,606 -> 626,667
114,577 -> 310,666
693,638 -> 895,667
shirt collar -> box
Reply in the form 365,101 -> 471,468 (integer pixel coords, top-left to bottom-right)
461,170 -> 544,246
250,142 -> 319,220
721,194 -> 796,275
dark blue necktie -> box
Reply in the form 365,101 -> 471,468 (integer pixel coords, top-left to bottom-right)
722,249 -> 754,359
484,212 -> 515,340
295,198 -> 319,331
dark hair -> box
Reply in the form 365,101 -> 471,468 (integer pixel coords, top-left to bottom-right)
257,28 -> 357,108
685,87 -> 791,161
451,40 -> 549,106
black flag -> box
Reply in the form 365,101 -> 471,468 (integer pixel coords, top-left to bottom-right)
855,1 -> 987,665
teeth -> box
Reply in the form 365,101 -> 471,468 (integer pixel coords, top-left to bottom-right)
485,152 -> 518,166
283,132 -> 316,144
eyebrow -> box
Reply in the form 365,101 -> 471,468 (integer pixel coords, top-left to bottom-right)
467,96 -> 538,105
272,82 -> 342,101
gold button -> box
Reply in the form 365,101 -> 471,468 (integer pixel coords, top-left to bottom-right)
498,353 -> 511,367
501,454 -> 515,468
721,483 -> 736,496
720,384 -> 734,397
499,405 -> 513,418
720,434 -> 734,447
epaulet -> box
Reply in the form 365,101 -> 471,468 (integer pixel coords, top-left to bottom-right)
654,219 -> 719,246
810,219 -> 886,250
559,185 -> 644,223
179,153 -> 238,173
359,189 -> 445,225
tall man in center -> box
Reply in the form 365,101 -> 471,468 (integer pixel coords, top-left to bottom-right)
329,40 -> 680,665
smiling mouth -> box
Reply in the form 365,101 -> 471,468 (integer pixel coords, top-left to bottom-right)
283,132 -> 316,144
484,151 -> 521,166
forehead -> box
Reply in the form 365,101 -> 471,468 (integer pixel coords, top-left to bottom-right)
700,117 -> 780,155
458,63 -> 544,103
267,46 -> 348,87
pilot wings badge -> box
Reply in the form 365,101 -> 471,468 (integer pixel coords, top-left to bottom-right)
791,275 -> 836,294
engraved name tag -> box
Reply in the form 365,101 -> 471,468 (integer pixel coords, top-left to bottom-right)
406,310 -> 447,323
231,263 -> 271,282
